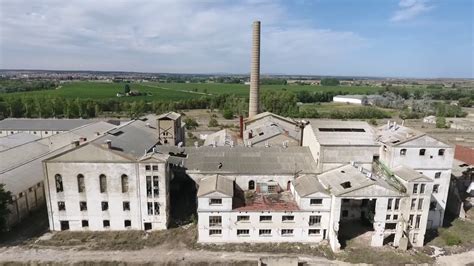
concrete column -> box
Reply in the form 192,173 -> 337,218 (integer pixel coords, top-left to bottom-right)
249,21 -> 260,118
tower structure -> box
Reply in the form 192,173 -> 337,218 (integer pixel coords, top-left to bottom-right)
248,21 -> 261,118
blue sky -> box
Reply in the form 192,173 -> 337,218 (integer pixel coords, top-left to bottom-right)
1,0 -> 473,78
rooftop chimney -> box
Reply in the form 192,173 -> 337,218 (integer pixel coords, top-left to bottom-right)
249,21 -> 261,118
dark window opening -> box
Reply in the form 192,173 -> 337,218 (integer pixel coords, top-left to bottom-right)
123,201 -> 130,211
58,201 -> 66,211
99,174 -> 107,193
385,223 -> 397,230
82,220 -> 89,228
77,174 -> 85,193
55,174 -> 63,193
103,220 -> 110,228
341,181 -> 351,189
60,221 -> 69,231
310,198 -> 323,205
419,149 -> 426,156
438,149 -> 445,156
121,175 -> 129,193
124,220 -> 131,228
144,222 -> 152,230
80,201 -> 87,211
101,201 -> 109,211
248,180 -> 255,190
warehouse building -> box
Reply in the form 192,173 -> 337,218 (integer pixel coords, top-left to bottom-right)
0,118 -> 94,138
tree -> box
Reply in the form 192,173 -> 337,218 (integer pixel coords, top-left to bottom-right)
0,183 -> 12,232
222,109 -> 233,119
436,116 -> 447,128
184,117 -> 199,129
458,97 -> 472,107
208,118 -> 219,127
124,84 -> 131,94
320,78 -> 340,86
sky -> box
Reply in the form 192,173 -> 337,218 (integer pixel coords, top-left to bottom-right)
0,0 -> 473,78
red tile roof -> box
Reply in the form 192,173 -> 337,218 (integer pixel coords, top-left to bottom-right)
234,191 -> 300,212
455,145 -> 474,165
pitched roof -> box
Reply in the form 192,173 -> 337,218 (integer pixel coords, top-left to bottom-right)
0,133 -> 41,151
244,112 -> 296,126
375,123 -> 425,146
197,175 -> 234,197
293,175 -> 327,197
0,118 -> 93,131
454,145 -> 474,165
308,119 -> 378,146
157,112 -> 181,120
204,129 -> 239,147
392,165 -> 432,182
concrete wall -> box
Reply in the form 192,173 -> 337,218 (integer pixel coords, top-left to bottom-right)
6,181 -> 45,229
0,130 -> 64,138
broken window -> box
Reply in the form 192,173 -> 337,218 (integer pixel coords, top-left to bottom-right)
430,201 -> 437,210
123,201 -> 130,211
154,202 -> 160,215
209,229 -> 222,236
260,216 -> 272,222
259,229 -> 271,236
237,229 -> 249,236
415,215 -> 421,229
210,198 -> 222,205
308,229 -> 320,236
153,176 -> 159,197
147,202 -> 153,215
393,214 -> 398,220
237,215 -> 249,222
433,184 -> 439,193
60,221 -> 69,231
146,176 -> 152,197
121,175 -> 129,193
267,185 -> 277,194
102,201 -> 109,211
309,215 -> 321,226
413,233 -> 418,244
152,165 -> 158,171
209,216 -> 222,227
438,149 -> 445,156
58,201 -> 66,211
77,174 -> 85,193
99,174 -> 107,193
419,149 -> 426,156
55,174 -> 63,193
310,199 -> 323,205
400,149 -> 407,156
340,181 -> 351,189
248,180 -> 255,190
80,201 -> 87,211
394,199 -> 400,210
281,229 -> 293,236
386,214 -> 391,220
385,223 -> 397,230
409,214 -> 414,226
145,165 -> 151,171
124,220 -> 131,228
282,215 -> 294,222
387,198 -> 393,210
144,222 -> 152,230
411,199 -> 416,210
420,184 -> 426,194
435,172 -> 441,179
103,220 -> 110,228
82,220 -> 88,228
413,184 -> 418,194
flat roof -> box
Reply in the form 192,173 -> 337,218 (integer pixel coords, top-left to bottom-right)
308,119 -> 378,146
333,95 -> 366,100
0,132 -> 40,151
0,118 -> 93,131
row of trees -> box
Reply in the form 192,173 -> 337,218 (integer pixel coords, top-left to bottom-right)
0,79 -> 58,93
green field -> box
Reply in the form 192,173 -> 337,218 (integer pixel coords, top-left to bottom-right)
3,81 -> 383,101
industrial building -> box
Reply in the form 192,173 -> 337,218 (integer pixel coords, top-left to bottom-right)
0,118 -> 94,138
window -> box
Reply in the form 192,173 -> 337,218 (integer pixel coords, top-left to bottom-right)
60,221 -> 69,231
259,229 -> 271,236
55,174 -> 63,193
409,215 -> 414,226
385,223 -> 397,230
393,215 -> 398,220
237,215 -> 250,222
417,199 -> 423,210
268,185 -> 277,193
144,223 -> 152,230
147,202 -> 153,215
121,175 -> 129,193
394,199 -> 400,210
248,180 -> 255,190
153,176 -> 159,197
430,201 -> 437,210
145,165 -> 151,171
19,192 -> 24,198
415,215 -> 421,229
154,202 -> 160,215
77,174 -> 85,193
400,149 -> 407,156
340,182 -> 351,189
413,233 -> 419,244
209,229 -> 222,236
80,201 -> 87,211
99,174 -> 107,193
433,184 -> 439,193
419,149 -> 426,156
435,172 -> 441,179
308,229 -> 320,236
237,229 -> 250,236
310,198 -> 323,205
102,201 -> 109,211
210,198 -> 222,205
281,229 -> 293,236
386,215 -> 391,220
123,201 -> 130,211
438,149 -> 445,156
309,215 -> 321,226
209,216 -> 222,227
420,184 -> 426,194
282,215 -> 294,222
413,184 -> 418,194
387,198 -> 393,210
152,165 -> 158,171
146,176 -> 152,197
124,220 -> 131,228
58,201 -> 66,211
103,220 -> 110,228
82,220 -> 89,228
260,215 -> 272,222
410,199 -> 416,210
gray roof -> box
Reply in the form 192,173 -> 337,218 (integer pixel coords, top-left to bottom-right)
197,175 -> 234,197
92,118 -> 160,159
245,112 -> 296,126
158,146 -> 318,175
157,112 -> 181,120
392,165 -> 432,182
0,133 -> 41,151
308,120 -> 378,146
333,95 -> 366,100
204,129 -> 239,147
0,121 -> 116,195
0,118 -> 93,131
318,164 -> 401,196
244,112 -> 300,145
293,175 -> 327,197
375,123 -> 450,148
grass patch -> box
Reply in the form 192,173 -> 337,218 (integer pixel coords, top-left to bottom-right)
337,246 -> 433,265
429,219 -> 474,248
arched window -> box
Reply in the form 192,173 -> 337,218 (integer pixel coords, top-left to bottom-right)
438,149 -> 445,156
55,174 -> 63,193
248,180 -> 255,190
121,174 -> 129,193
99,174 -> 107,193
400,149 -> 407,156
77,174 -> 85,193
419,149 -> 426,156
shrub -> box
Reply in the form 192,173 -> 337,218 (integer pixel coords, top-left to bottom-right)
222,109 -> 233,119
184,117 -> 199,130
208,118 -> 219,127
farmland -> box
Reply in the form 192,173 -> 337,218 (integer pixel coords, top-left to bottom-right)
2,81 -> 382,101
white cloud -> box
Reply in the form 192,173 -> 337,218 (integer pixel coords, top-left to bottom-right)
391,0 -> 433,22
0,0 -> 367,74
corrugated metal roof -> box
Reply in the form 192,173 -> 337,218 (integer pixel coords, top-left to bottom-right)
197,175 -> 234,197
308,119 -> 378,146
293,174 -> 327,197
0,118 -> 93,131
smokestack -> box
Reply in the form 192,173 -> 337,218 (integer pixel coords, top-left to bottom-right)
249,21 -> 261,118
239,115 -> 244,138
